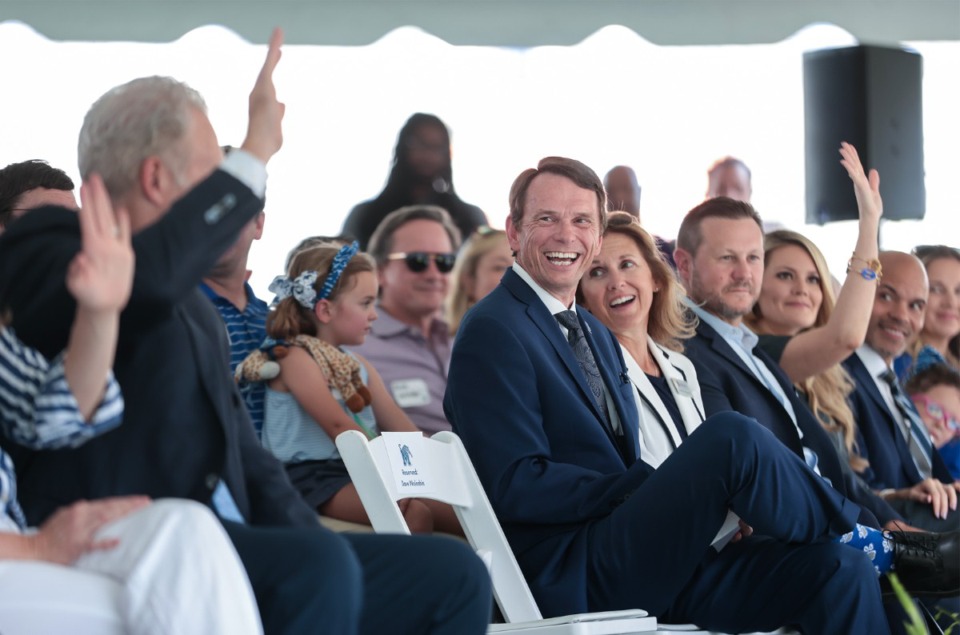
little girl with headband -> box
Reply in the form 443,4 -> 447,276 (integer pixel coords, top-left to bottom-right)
253,241 -> 459,534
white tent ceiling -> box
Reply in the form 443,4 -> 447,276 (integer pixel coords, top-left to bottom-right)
2,0 -> 959,46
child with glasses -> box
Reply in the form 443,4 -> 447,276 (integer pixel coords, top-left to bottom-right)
906,356 -> 960,480
241,242 -> 461,534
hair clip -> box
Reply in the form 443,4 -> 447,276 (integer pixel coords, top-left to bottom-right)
318,241 -> 360,300
269,270 -> 319,309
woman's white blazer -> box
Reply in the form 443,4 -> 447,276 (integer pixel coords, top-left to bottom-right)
621,336 -> 706,468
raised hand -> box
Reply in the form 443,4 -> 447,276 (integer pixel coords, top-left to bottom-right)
66,174 -> 134,314
29,496 -> 150,564
839,141 -> 883,223
242,27 -> 285,164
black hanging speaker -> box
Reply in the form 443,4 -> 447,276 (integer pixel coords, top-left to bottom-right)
803,45 -> 925,224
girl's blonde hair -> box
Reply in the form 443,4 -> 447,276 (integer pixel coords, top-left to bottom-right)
266,245 -> 376,340
445,228 -> 508,335
746,229 -> 867,471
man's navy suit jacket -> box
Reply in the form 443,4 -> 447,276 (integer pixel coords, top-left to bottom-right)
0,170 -> 318,528
683,319 -> 893,527
842,354 -> 952,490
444,268 -> 650,617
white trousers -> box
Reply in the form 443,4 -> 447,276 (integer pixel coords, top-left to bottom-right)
0,499 -> 262,635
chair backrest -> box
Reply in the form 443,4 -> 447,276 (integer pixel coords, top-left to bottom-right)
336,429 -> 544,623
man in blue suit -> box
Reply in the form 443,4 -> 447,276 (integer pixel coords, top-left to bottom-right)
444,157 -> 891,634
842,250 -> 958,532
675,197 -> 904,531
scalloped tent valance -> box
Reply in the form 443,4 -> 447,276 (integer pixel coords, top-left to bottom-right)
3,0 -> 959,46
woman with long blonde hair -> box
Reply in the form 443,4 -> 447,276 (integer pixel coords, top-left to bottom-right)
748,144 -> 953,523
444,227 -> 512,335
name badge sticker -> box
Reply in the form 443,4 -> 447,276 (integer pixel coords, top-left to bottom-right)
670,377 -> 693,398
390,378 -> 431,408
382,432 -> 435,494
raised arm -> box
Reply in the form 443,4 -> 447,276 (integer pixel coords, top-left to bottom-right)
125,27 -> 286,314
777,142 -> 882,382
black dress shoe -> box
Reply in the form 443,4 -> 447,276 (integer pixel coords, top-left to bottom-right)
881,531 -> 959,599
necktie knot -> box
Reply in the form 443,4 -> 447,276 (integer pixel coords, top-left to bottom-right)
880,369 -> 898,387
555,310 -> 580,332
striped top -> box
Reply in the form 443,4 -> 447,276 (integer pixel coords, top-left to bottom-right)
0,327 -> 124,531
200,282 -> 269,435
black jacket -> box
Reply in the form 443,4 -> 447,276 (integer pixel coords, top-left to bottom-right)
0,170 -> 317,527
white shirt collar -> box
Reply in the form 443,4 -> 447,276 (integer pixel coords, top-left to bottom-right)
511,262 -> 574,317
684,299 -> 758,352
855,344 -> 892,379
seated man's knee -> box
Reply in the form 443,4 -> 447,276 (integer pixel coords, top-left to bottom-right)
698,412 -> 770,448
150,498 -> 218,527
425,537 -> 491,596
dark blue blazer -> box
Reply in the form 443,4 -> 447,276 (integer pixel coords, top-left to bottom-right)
0,170 -> 318,528
444,269 -> 649,617
684,319 -> 892,527
842,354 -> 951,489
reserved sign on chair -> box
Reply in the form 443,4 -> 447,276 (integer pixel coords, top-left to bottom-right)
382,432 -> 436,495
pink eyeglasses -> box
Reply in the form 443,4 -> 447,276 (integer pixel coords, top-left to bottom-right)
911,394 -> 960,441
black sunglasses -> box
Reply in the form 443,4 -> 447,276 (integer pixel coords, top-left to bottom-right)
387,251 -> 456,273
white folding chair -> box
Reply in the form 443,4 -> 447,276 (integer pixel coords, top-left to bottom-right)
337,430 -> 792,635
337,429 -> 656,634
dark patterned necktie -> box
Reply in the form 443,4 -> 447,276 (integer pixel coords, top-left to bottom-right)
555,310 -> 609,423
880,369 -> 933,476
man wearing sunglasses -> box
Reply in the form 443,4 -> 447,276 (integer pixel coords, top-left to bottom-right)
349,205 -> 461,436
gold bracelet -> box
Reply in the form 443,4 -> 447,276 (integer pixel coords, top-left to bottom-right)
846,253 -> 882,282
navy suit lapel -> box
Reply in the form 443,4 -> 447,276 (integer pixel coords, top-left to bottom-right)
501,270 -> 628,458
844,355 -> 942,483
846,355 -> 896,424
698,321 -> 779,397
503,271 -> 605,421
579,311 -> 639,462
696,321 -> 808,456
845,356 -> 919,475
699,321 -> 750,375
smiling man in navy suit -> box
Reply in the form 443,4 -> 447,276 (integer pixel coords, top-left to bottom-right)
843,250 -> 959,532
445,156 -> 893,635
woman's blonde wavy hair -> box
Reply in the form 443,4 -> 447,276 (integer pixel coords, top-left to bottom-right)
746,229 -> 867,471
445,228 -> 508,335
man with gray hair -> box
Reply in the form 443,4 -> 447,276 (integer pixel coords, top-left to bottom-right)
349,205 -> 461,435
0,30 -> 489,635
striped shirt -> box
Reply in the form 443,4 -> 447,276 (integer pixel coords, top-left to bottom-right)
0,327 -> 124,531
200,282 -> 268,435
